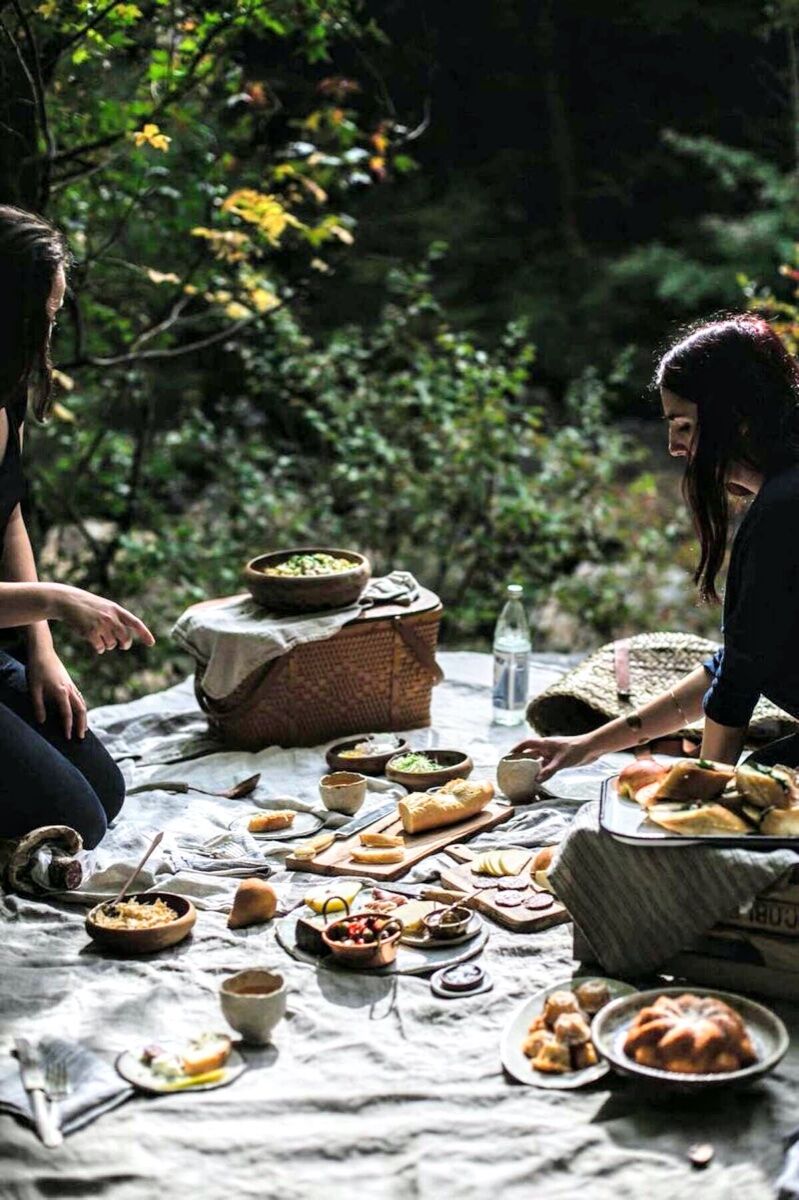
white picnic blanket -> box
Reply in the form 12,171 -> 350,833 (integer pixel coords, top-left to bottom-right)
0,652 -> 794,1200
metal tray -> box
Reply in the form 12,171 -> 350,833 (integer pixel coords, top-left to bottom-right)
599,774 -> 799,850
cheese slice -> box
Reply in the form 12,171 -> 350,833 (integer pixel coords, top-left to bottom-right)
304,880 -> 362,914
394,900 -> 440,933
350,847 -> 405,864
359,831 -> 404,848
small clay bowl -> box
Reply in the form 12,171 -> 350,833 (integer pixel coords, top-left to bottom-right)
422,905 -> 472,942
319,770 -> 367,815
326,737 -> 411,777
244,547 -> 371,613
321,912 -> 402,969
385,750 -> 473,791
86,891 -> 196,956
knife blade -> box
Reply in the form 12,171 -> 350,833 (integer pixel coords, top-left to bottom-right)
14,1038 -> 62,1149
332,800 -> 398,840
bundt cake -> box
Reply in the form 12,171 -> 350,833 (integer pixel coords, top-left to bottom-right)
623,993 -> 757,1074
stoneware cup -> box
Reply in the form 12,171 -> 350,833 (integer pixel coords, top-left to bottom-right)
496,752 -> 542,803
318,771 -> 367,816
220,968 -> 287,1045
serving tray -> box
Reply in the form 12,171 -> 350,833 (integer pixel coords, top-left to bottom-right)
599,774 -> 799,849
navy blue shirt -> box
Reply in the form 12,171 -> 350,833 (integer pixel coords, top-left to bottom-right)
703,463 -> 799,727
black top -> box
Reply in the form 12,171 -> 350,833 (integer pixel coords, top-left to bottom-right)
703,462 -> 799,727
0,389 -> 26,550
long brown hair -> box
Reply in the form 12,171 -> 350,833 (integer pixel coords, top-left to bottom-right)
655,314 -> 799,603
0,205 -> 70,422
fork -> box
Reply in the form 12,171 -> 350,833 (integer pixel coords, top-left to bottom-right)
45,1059 -> 70,1132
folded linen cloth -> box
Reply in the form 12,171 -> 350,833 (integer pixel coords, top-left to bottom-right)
550,800 -> 799,975
0,1037 -> 132,1137
777,1128 -> 799,1198
171,571 -> 421,700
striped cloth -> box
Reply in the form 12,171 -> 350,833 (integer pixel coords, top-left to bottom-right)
549,800 -> 799,975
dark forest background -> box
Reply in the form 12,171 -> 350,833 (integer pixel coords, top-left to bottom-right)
0,0 -> 797,702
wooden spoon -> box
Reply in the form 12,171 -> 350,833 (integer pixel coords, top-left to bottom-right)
127,774 -> 261,799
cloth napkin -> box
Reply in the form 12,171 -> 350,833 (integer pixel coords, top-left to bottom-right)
777,1129 -> 799,1198
0,1037 -> 132,1137
550,800 -> 799,975
175,829 -> 274,877
172,571 -> 421,700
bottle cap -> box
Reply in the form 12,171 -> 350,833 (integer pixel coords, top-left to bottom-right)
507,583 -> 523,597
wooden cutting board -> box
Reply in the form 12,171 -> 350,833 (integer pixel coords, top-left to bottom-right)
438,844 -> 571,933
284,801 -> 513,880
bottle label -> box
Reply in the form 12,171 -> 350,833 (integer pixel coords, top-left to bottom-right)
493,650 -> 530,711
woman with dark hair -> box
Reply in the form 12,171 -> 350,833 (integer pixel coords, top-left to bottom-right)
0,205 -> 154,849
515,312 -> 799,780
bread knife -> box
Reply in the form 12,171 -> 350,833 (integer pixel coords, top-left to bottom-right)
14,1038 -> 62,1149
332,800 -> 398,840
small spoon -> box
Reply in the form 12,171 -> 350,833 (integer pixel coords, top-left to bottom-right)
104,831 -> 164,911
127,774 -> 261,799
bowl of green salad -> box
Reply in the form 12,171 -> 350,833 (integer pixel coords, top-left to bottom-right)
244,547 -> 371,613
385,749 -> 473,791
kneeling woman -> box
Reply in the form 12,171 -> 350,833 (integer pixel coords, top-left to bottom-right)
516,313 -> 799,778
0,206 -> 153,849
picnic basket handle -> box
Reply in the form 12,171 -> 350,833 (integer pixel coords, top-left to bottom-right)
395,616 -> 444,685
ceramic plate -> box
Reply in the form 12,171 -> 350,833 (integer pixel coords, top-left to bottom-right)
592,986 -> 788,1091
228,808 -> 323,842
400,911 -> 483,948
501,975 -> 638,1089
599,775 -> 799,849
116,1045 -> 247,1094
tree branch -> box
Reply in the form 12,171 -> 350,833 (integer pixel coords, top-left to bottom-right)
61,312 -> 264,369
58,0 -> 129,55
10,0 -> 54,207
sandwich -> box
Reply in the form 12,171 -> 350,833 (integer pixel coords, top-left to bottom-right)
736,762 -> 799,810
647,803 -> 750,836
651,759 -> 734,803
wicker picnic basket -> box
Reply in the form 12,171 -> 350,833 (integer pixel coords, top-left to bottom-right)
196,588 -> 444,749
527,630 -> 798,743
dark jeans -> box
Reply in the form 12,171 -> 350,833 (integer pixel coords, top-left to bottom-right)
0,645 -> 124,849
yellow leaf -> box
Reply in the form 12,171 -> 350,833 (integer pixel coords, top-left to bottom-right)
132,123 -> 171,152
146,268 -> 180,284
303,111 -> 322,132
221,189 -> 302,246
224,301 -> 250,320
52,401 -> 75,423
300,176 -> 328,205
51,368 -> 74,392
183,284 -> 198,295
248,287 -> 279,314
329,223 -> 354,245
36,0 -> 58,16
273,164 -> 296,181
310,258 -> 331,273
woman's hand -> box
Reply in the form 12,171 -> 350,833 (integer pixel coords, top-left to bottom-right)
51,584 -> 155,654
27,647 -> 87,740
511,733 -> 598,783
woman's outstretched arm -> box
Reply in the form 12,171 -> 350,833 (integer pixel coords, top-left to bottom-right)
513,665 -> 710,782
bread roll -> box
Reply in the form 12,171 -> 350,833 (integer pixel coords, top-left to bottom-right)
647,803 -> 749,836
398,779 -> 494,835
181,1033 -> 232,1076
228,879 -> 279,928
350,847 -> 405,864
247,810 -> 296,834
616,757 -> 669,799
653,760 -> 734,803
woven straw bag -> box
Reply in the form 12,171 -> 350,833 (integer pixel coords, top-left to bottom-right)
196,589 -> 443,749
527,630 -> 798,743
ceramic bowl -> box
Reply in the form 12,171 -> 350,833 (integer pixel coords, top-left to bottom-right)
422,905 -> 472,942
385,750 -> 473,791
319,771 -> 367,815
86,891 -> 196,956
220,969 -> 287,1045
325,736 -> 411,777
244,548 -> 371,613
497,752 -> 542,803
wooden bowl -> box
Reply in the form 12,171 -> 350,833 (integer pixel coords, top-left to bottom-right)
385,750 -> 473,791
86,891 -> 196,956
244,548 -> 371,613
325,736 -> 411,776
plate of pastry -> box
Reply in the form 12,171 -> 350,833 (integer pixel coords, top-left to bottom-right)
592,987 -> 788,1090
600,756 -> 799,847
116,1032 -> 246,1094
229,807 -> 323,842
501,976 -> 637,1089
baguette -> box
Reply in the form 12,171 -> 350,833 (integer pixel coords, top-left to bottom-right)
398,779 -> 494,835
290,831 -> 335,860
350,847 -> 405,864
248,809 -> 296,834
359,831 -> 404,848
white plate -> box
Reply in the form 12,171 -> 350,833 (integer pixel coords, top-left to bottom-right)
592,986 -> 789,1090
599,775 -> 799,849
229,809 -> 323,842
400,911 -> 483,948
500,975 -> 638,1089
116,1045 -> 247,1094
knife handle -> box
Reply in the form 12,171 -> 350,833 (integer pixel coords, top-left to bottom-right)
31,1089 -> 62,1148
